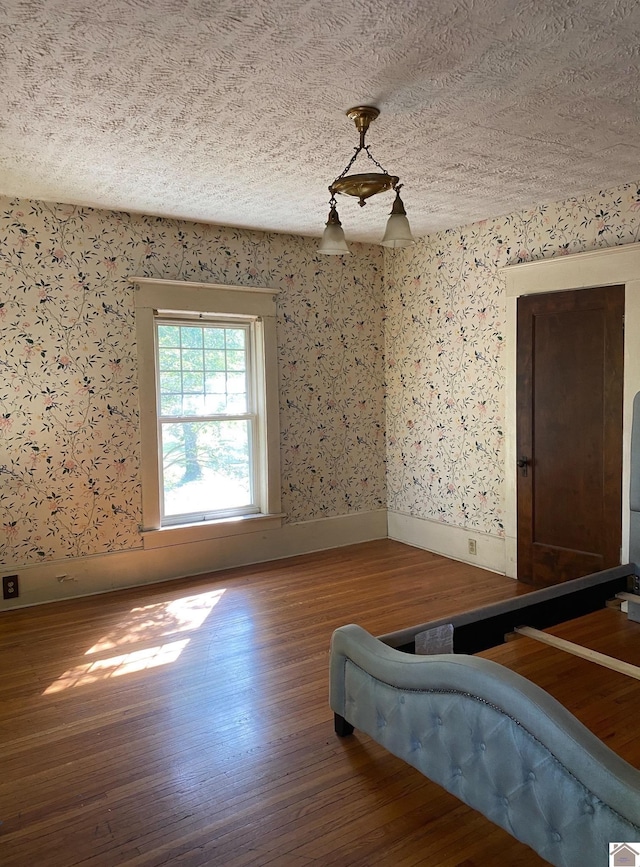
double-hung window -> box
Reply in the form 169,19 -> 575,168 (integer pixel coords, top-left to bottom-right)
134,279 -> 282,547
156,316 -> 257,523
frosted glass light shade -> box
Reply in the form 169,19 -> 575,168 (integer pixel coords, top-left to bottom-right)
318,206 -> 351,255
381,213 -> 414,247
381,190 -> 415,248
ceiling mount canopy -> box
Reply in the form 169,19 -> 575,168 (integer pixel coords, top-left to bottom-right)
319,106 -> 415,255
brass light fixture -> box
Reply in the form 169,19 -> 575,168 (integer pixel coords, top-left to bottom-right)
318,106 -> 415,255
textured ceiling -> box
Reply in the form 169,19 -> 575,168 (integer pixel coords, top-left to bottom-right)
2,0 -> 640,243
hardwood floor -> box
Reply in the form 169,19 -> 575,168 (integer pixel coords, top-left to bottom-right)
0,540 -> 544,866
480,606 -> 640,767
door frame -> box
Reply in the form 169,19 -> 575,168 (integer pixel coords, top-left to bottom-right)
500,244 -> 640,579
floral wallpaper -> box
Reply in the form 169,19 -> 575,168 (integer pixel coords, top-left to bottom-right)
3,179 -> 640,570
385,181 -> 640,538
0,197 -> 385,566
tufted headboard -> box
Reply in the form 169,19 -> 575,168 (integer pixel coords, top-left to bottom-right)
330,623 -> 640,867
630,391 -> 640,565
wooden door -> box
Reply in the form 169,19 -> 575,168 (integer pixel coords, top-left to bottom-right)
516,285 -> 624,585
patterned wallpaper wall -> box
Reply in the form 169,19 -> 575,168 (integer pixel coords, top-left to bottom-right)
0,198 -> 386,566
385,181 -> 640,539
3,181 -> 640,569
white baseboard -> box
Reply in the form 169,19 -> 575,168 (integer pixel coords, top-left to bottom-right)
504,534 -> 517,579
0,509 -> 388,609
387,510 -> 507,575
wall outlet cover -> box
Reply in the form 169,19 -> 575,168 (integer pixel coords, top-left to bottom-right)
2,574 -> 19,599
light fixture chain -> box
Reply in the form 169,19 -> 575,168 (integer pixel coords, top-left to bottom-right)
331,144 -> 394,190
332,146 -> 363,185
363,145 -> 391,176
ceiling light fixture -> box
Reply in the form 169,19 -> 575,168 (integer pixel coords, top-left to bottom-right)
318,106 -> 415,255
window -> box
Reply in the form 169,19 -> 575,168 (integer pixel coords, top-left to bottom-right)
156,318 -> 257,524
134,279 -> 282,548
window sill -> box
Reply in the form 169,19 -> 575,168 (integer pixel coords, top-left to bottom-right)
141,513 -> 285,550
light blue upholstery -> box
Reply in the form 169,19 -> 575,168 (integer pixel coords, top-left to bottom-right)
630,391 -> 640,565
330,624 -> 640,867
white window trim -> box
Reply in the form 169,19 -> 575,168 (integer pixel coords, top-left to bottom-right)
133,278 -> 283,548
155,315 -> 259,526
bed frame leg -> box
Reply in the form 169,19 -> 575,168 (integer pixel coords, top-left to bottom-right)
334,712 -> 354,737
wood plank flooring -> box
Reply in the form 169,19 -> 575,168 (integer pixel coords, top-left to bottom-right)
1,540 -> 548,866
481,607 -> 640,767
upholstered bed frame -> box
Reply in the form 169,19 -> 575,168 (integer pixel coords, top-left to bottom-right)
329,394 -> 640,867
330,602 -> 640,867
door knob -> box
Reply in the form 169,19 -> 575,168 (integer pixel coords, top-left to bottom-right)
517,456 -> 530,476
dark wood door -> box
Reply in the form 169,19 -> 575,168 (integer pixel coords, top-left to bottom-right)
516,285 -> 624,586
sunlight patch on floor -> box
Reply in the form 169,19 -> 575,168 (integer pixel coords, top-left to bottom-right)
86,589 -> 227,653
43,589 -> 226,694
43,639 -> 190,693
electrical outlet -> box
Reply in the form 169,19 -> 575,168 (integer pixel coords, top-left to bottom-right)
468,539 -> 477,556
2,574 -> 19,599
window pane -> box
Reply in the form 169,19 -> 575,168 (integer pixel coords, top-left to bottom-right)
181,349 -> 203,371
205,350 -> 226,371
160,371 -> 182,393
160,393 -> 182,415
204,393 -> 228,414
157,322 -> 250,421
180,327 -> 203,348
226,329 -> 245,349
227,393 -> 247,413
161,420 -> 252,518
183,394 -> 205,415
205,372 -> 226,393
227,372 -> 246,393
226,350 -> 245,371
204,328 -> 225,349
158,347 -> 181,370
182,371 -> 204,392
158,325 -> 180,347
